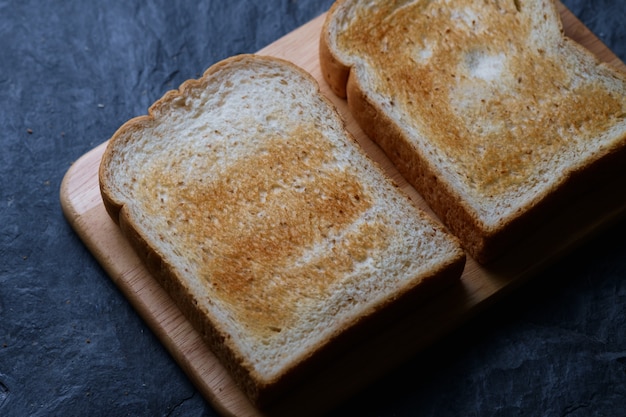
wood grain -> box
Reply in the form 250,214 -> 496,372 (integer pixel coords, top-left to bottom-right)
60,4 -> 626,417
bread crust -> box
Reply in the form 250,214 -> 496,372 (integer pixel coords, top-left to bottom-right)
319,2 -> 350,99
320,0 -> 626,263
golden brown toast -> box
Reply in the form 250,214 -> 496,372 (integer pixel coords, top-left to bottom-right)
320,0 -> 626,263
99,54 -> 466,407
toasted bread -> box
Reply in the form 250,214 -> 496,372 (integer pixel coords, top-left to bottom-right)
99,54 -> 465,407
320,0 -> 626,263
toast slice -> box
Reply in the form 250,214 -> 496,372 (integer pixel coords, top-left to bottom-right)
99,54 -> 465,407
320,0 -> 626,263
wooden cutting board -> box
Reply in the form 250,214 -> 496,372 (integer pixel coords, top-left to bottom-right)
60,3 -> 626,417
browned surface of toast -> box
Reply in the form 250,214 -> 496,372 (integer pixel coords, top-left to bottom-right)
320,0 -> 626,263
97,54 -> 466,407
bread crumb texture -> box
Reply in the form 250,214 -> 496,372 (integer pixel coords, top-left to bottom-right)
101,56 -> 463,381
333,0 -> 626,224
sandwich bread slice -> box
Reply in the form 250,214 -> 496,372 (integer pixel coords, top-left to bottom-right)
320,0 -> 626,263
99,54 -> 466,407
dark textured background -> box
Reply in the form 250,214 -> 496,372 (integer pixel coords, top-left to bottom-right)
0,1 -> 624,416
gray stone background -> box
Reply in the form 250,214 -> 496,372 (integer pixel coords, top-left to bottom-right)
0,0 -> 624,416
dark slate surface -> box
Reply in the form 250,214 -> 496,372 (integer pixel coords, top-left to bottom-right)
0,1 -> 624,416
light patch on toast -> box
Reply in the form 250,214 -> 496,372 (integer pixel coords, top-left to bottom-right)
411,41 -> 433,64
464,50 -> 505,81
450,7 -> 479,29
